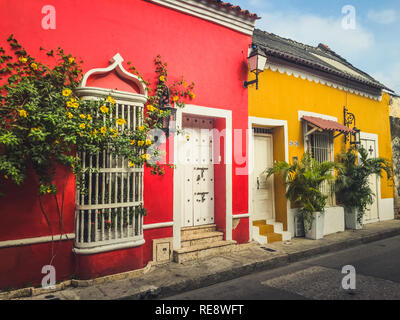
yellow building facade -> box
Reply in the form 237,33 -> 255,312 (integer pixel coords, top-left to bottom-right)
248,29 -> 394,242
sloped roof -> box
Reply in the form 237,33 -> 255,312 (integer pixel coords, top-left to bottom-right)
252,29 -> 392,92
302,116 -> 354,134
202,0 -> 259,20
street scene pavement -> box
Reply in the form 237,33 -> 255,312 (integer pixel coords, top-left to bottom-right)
165,234 -> 400,300
7,219 -> 400,301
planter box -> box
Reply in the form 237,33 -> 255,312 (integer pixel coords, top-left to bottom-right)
344,207 -> 363,230
305,212 -> 325,240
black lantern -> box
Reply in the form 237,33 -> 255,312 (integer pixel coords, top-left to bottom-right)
159,84 -> 177,137
351,127 -> 361,145
243,46 -> 268,90
344,106 -> 361,145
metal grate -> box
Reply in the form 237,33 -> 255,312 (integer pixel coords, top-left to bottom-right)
75,103 -> 144,249
253,127 -> 273,135
309,131 -> 335,206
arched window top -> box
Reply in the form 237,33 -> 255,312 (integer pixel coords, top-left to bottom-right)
76,53 -> 147,104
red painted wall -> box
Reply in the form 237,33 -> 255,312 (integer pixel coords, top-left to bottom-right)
0,0 -> 251,288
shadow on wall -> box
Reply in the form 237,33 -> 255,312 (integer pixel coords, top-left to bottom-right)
390,116 -> 400,216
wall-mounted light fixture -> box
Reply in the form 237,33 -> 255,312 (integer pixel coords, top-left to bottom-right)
344,106 -> 361,145
159,84 -> 176,138
243,46 -> 268,90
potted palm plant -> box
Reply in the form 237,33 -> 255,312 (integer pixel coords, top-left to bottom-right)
265,153 -> 339,240
336,146 -> 391,230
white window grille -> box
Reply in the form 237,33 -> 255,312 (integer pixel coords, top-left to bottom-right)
306,128 -> 336,207
74,102 -> 145,250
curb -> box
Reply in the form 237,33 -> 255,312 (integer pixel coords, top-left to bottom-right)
118,226 -> 400,300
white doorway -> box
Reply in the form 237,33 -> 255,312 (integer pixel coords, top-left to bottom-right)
360,137 -> 379,222
181,116 -> 215,227
252,132 -> 275,222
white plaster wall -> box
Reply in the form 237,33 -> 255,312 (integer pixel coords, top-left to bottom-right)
323,206 -> 345,236
379,198 -> 395,221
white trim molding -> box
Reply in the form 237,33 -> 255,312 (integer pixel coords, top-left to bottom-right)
0,233 -> 75,249
72,239 -> 145,255
233,213 -> 250,219
265,62 -> 382,102
298,110 -> 338,122
75,53 -> 148,104
143,222 -> 174,230
173,105 -> 233,250
248,117 -> 290,240
148,0 -> 257,36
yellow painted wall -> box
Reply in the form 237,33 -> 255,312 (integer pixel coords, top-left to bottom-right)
249,68 -> 394,204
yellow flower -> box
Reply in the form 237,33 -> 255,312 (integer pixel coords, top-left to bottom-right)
66,101 -> 73,108
159,75 -> 165,82
173,96 -> 179,102
79,114 -> 86,119
147,105 -> 155,112
107,96 -> 116,105
92,129 -> 98,135
87,114 -> 92,121
128,161 -> 135,168
55,140 -> 60,144
145,139 -> 152,145
138,125 -> 145,131
68,57 -> 75,64
79,123 -> 86,129
70,98 -> 77,103
19,57 -> 27,63
30,62 -> 38,70
142,154 -> 151,161
137,140 -> 145,146
116,118 -> 126,126
19,109 -> 28,117
189,91 -> 196,99
62,89 -> 72,97
100,126 -> 107,134
130,139 -> 136,145
100,105 -> 109,113
47,188 -> 52,194
72,102 -> 79,108
67,112 -> 73,119
159,110 -> 164,114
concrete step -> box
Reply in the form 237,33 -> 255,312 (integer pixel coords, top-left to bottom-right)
279,231 -> 292,241
181,231 -> 224,248
252,226 -> 267,244
181,224 -> 217,237
253,220 -> 267,227
174,240 -> 237,263
259,224 -> 274,235
265,232 -> 282,243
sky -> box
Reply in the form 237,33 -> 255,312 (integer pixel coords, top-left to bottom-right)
230,0 -> 400,94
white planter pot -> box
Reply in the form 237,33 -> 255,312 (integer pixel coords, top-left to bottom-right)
344,207 -> 363,230
305,212 -> 325,240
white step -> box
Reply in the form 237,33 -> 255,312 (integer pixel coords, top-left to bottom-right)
252,226 -> 267,244
266,219 -> 283,233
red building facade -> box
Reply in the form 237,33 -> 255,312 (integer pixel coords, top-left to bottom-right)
0,0 -> 257,289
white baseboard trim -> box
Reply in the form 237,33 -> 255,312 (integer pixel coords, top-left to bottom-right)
0,233 -> 75,249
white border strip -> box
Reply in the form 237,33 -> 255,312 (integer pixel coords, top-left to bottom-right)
143,222 -> 174,230
298,110 -> 338,122
0,233 -> 75,249
233,213 -> 250,219
72,239 -> 145,255
149,0 -> 257,36
265,62 -> 382,102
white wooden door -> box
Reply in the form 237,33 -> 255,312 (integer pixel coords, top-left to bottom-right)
252,134 -> 274,222
360,138 -> 379,222
181,116 -> 215,227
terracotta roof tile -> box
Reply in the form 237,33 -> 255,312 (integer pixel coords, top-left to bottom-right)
302,116 -> 354,133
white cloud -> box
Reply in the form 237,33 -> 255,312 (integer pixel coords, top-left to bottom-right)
256,11 -> 375,62
372,63 -> 400,94
367,9 -> 398,25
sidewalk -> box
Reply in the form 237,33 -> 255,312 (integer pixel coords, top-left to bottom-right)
7,219 -> 400,300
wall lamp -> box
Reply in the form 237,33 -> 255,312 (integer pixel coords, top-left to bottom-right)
159,83 -> 177,138
243,46 -> 268,90
344,106 -> 361,145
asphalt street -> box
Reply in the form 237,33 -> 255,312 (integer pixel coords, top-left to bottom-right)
164,235 -> 400,300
